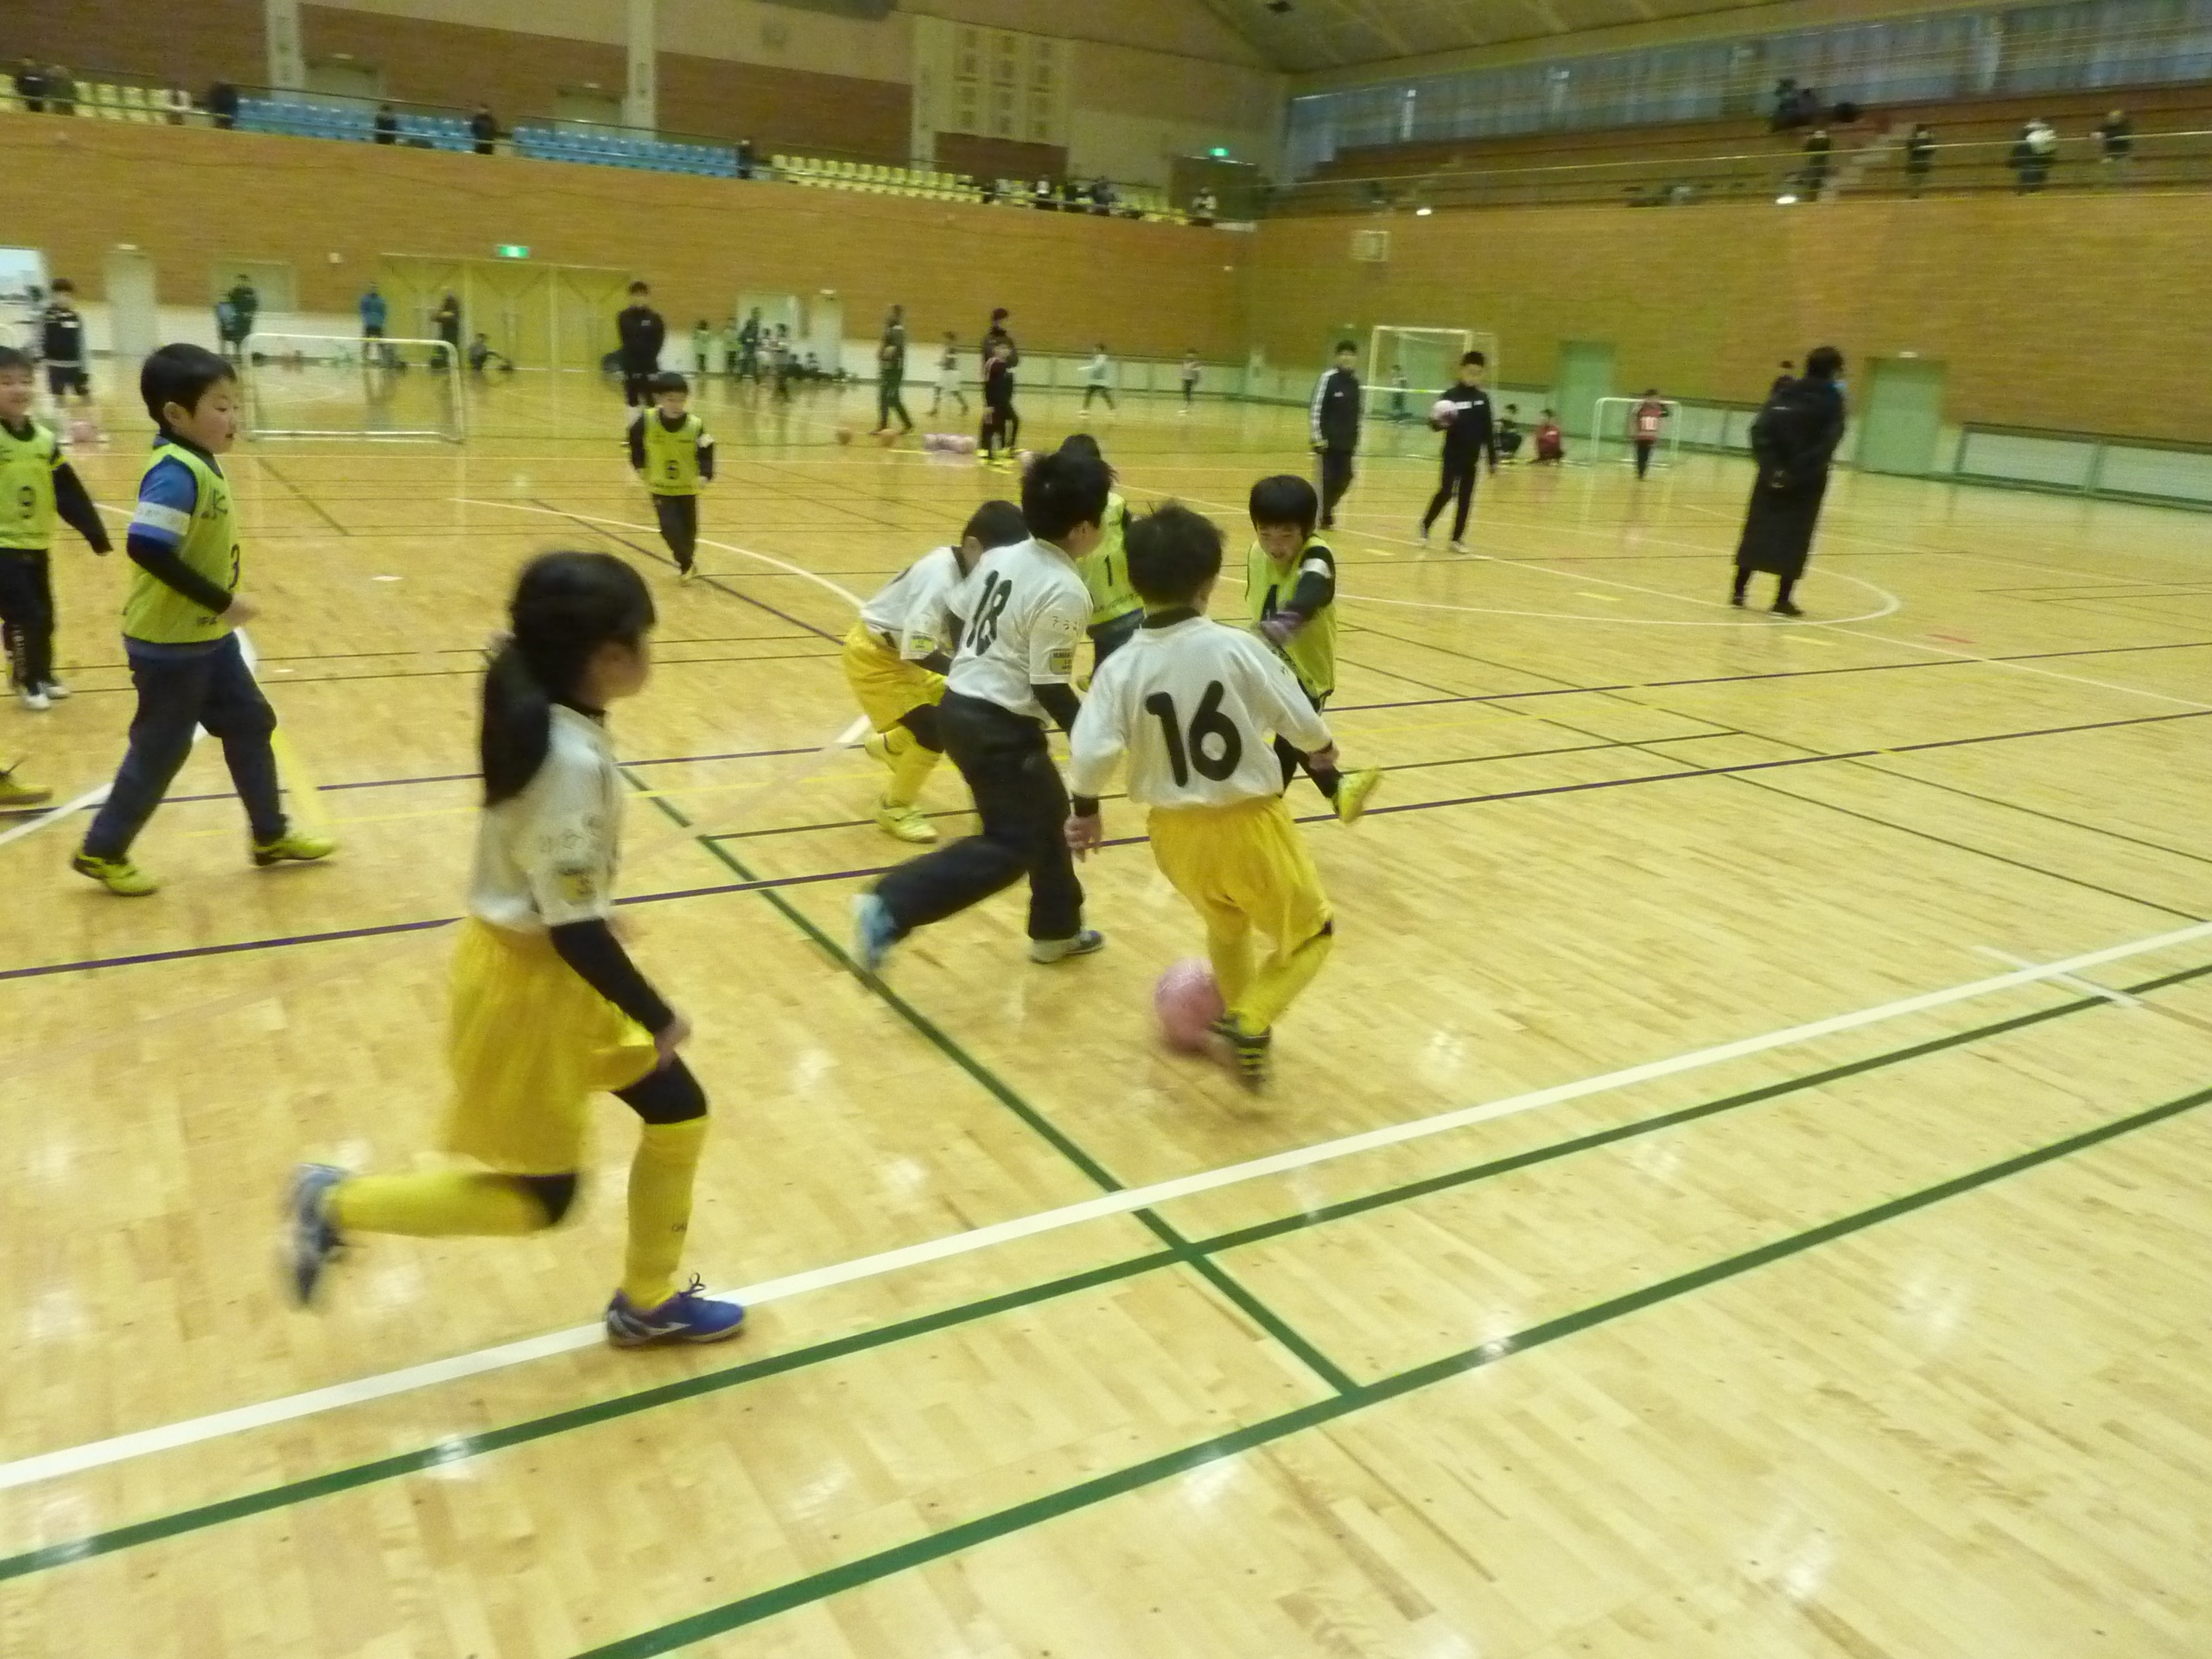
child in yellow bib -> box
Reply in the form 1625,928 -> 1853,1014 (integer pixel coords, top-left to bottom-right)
1245,474 -> 1381,824
1058,435 -> 1141,669
72,346 -> 334,898
0,343 -> 112,715
627,370 -> 714,579
288,551 -> 744,1348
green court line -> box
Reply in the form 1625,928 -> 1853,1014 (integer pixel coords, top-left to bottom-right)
5,954 -> 2203,1587
626,777 -> 1359,1395
571,1078 -> 2212,1658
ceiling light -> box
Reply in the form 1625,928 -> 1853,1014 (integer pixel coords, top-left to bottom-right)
1414,205 -> 1433,216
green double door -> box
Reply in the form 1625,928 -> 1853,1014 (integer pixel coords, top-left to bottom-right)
1855,356 -> 1948,477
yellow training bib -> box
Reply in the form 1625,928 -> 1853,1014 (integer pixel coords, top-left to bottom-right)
123,443 -> 238,644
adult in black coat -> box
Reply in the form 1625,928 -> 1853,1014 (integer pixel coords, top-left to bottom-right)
1732,346 -> 1846,617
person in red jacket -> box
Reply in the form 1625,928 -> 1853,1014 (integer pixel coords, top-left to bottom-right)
1533,409 -> 1565,464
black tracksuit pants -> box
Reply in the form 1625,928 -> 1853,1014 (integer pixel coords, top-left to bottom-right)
1317,447 -> 1355,527
652,495 -> 698,570
1422,454 -> 1480,542
0,550 -> 55,690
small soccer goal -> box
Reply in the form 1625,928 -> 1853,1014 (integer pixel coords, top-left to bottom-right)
241,333 -> 467,442
1589,397 -> 1685,470
1364,326 -> 1499,424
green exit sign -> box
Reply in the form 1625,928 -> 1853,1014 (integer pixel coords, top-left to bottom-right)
1208,147 -> 1230,158
494,245 -> 531,259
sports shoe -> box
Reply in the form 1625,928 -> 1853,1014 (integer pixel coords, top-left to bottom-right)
39,679 -> 69,700
677,563 -> 699,582
1416,521 -> 1431,543
1728,592 -> 1746,608
1771,600 -> 1805,618
862,728 -> 908,769
875,799 -> 938,843
1028,929 -> 1105,964
1447,539 -> 1468,556
850,892 -> 900,975
251,828 -> 338,867
1335,768 -> 1382,824
286,1163 -> 348,1306
18,684 -> 48,712
71,849 -> 157,895
1208,1016 -> 1273,1091
605,1275 -> 747,1347
0,766 -> 54,810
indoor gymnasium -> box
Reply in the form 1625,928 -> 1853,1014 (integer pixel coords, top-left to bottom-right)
3,1 -> 2211,1655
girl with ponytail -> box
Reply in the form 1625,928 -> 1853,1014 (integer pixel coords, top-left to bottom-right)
286,550 -> 743,1346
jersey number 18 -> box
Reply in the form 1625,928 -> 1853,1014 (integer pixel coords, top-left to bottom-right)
968,570 -> 1014,655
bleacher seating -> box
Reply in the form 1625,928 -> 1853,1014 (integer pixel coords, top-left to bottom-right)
509,122 -> 739,177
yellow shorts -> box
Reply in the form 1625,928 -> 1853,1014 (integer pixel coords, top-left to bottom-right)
442,918 -> 659,1175
1147,795 -> 1331,948
842,621 -> 945,732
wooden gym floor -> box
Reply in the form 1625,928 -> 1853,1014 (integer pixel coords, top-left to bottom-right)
3,372 -> 2209,1658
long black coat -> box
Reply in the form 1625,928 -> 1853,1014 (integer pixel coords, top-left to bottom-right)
1735,376 -> 1846,579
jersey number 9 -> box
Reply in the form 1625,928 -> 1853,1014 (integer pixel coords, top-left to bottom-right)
1144,681 -> 1242,786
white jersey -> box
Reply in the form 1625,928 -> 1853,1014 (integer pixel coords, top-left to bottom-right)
859,544 -> 966,660
938,346 -> 961,388
1069,613 -> 1331,809
468,704 -> 625,932
946,536 -> 1089,721
1085,354 -> 1111,386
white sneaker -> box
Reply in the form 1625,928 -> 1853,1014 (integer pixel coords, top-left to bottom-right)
1448,539 -> 1468,555
19,685 -> 49,712
40,679 -> 69,701
1028,930 -> 1105,964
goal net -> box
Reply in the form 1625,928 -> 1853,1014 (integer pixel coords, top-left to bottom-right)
242,333 -> 466,442
1363,326 -> 1499,423
1589,397 -> 1684,468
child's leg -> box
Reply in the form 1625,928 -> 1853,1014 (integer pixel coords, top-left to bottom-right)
613,1058 -> 709,1310
331,1169 -> 564,1236
886,701 -> 944,808
1232,800 -> 1335,1034
1240,922 -> 1332,1034
1196,896 -> 1255,1012
0,552 -> 50,689
653,494 -> 697,569
79,650 -> 216,858
195,637 -> 288,842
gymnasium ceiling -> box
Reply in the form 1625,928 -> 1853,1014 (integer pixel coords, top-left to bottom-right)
1198,0 -> 1786,73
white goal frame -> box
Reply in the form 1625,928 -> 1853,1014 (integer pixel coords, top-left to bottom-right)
242,333 -> 466,442
1366,326 -> 1500,419
1590,397 -> 1684,468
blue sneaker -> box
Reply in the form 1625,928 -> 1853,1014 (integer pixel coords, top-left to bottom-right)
604,1275 -> 747,1347
850,893 -> 899,976
287,1163 -> 348,1306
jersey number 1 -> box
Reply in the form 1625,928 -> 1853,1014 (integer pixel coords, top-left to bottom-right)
1144,681 -> 1242,786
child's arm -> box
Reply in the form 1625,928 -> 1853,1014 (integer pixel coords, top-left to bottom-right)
1065,666 -> 1127,855
1245,641 -> 1333,756
696,429 -> 715,484
626,410 -> 646,474
51,461 -> 111,555
1259,549 -> 1335,645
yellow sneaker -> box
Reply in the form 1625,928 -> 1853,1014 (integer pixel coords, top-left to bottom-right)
874,800 -> 938,844
71,849 -> 159,896
0,766 -> 54,810
862,728 -> 911,769
1335,768 -> 1382,824
252,828 -> 338,867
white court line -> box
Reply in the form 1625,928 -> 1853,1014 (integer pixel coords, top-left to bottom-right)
7,914 -> 2209,1492
1976,946 -> 2140,1007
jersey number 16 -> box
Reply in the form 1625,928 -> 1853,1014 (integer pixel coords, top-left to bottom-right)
1144,681 -> 1242,785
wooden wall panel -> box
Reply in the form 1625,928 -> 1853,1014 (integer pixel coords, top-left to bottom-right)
299,8 -> 625,120
1248,194 -> 2212,442
934,132 -> 1068,185
1,113 -> 1245,361
5,0 -> 263,94
655,51 -> 909,159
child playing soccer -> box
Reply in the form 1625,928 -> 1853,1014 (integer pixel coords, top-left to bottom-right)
1179,350 -> 1200,410
71,345 -> 334,897
1067,503 -> 1338,1090
1246,474 -> 1380,823
0,345 -> 111,711
628,370 -> 715,580
288,550 -> 741,1347
847,499 -> 1028,843
1058,434 -> 1140,669
931,333 -> 967,416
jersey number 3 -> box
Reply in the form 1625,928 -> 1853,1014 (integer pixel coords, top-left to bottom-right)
1144,681 -> 1242,785
969,571 -> 1014,655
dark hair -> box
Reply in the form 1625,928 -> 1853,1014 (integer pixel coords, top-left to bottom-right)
1643,387 -> 1659,396
991,307 -> 1009,322
1335,340 -> 1357,354
1248,474 -> 1318,538
1021,451 -> 1112,543
0,345 -> 31,375
1460,349 -> 1486,367
1125,503 -> 1222,607
1804,346 -> 1845,379
1056,432 -> 1116,480
481,551 -> 655,806
51,277 -> 74,296
962,499 -> 1028,550
649,370 -> 688,396
628,280 -> 649,295
141,344 -> 237,430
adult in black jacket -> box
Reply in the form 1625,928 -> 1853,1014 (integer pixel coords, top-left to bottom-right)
1419,351 -> 1498,550
1309,340 -> 1362,530
616,281 -> 666,408
1732,346 -> 1846,617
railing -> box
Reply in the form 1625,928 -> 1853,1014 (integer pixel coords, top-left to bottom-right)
1954,423 -> 2212,508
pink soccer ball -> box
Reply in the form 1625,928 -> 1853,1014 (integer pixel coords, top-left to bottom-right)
1429,399 -> 1458,427
1154,958 -> 1225,1053
67,419 -> 101,446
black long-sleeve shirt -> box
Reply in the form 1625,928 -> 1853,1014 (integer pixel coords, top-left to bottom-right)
1433,382 -> 1498,467
983,358 -> 1016,410
125,533 -> 232,614
617,304 -> 666,372
40,304 -> 86,366
1310,366 -> 1362,452
51,461 -> 111,552
549,918 -> 674,1034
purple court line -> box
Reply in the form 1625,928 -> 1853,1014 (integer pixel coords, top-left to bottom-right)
10,704 -> 2203,987
147,743 -> 828,808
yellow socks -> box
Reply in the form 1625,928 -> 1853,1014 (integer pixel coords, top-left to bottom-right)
620,1117 -> 709,1309
1229,927 -> 1335,1037
885,737 -> 942,810
329,1170 -> 551,1237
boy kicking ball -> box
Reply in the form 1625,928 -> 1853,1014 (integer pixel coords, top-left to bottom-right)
1067,503 -> 1339,1090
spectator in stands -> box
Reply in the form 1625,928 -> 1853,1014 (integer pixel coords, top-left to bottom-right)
45,66 -> 76,117
2096,109 -> 2133,183
1904,124 -> 1936,196
207,79 -> 238,130
469,105 -> 497,156
1801,128 -> 1832,198
13,60 -> 46,114
1032,178 -> 1055,211
1192,188 -> 1219,226
161,85 -> 192,125
1770,77 -> 1801,132
434,291 -> 462,360
736,137 -> 754,179
617,281 -> 666,407
1089,176 -> 1115,216
374,104 -> 398,145
1059,178 -> 1084,212
2012,118 -> 2057,193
